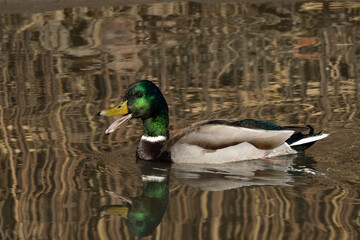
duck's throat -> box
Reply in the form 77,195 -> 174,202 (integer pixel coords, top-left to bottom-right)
137,114 -> 169,161
142,114 -> 169,138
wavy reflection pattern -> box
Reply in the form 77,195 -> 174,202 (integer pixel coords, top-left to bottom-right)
0,1 -> 360,239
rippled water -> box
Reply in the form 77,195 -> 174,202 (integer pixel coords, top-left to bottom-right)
1,1 -> 360,239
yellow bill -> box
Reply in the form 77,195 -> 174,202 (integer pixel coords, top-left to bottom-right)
98,100 -> 129,116
98,100 -> 133,134
101,206 -> 129,219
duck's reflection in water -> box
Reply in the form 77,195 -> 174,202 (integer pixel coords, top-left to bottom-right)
99,154 -> 317,236
100,161 -> 170,237
172,154 -> 318,191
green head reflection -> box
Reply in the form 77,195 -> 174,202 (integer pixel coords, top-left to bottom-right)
100,167 -> 170,237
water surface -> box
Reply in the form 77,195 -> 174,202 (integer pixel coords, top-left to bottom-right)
1,1 -> 360,239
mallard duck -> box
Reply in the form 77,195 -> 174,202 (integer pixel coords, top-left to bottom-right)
98,80 -> 329,164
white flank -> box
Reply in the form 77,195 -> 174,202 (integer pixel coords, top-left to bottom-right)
289,133 -> 329,147
266,143 -> 297,157
169,125 -> 300,164
170,142 -> 297,164
141,135 -> 167,142
142,175 -> 166,182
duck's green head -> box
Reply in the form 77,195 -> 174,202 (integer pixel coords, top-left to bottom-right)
98,80 -> 169,137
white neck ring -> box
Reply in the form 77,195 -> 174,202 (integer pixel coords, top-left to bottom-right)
141,135 -> 167,142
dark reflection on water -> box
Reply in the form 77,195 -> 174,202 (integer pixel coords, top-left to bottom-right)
100,161 -> 170,237
1,1 -> 360,239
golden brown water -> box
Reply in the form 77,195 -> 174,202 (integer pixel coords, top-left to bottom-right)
1,1 -> 360,239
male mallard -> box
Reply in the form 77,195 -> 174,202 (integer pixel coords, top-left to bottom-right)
98,80 -> 329,164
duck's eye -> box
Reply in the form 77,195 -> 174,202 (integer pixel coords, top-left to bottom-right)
135,220 -> 144,226
136,92 -> 143,98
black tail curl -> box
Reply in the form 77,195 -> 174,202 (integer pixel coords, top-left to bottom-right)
286,125 -> 323,152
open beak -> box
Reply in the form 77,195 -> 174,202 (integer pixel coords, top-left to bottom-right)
100,190 -> 133,219
98,100 -> 133,134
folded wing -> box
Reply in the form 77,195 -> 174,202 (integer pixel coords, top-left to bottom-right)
166,122 -> 294,151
